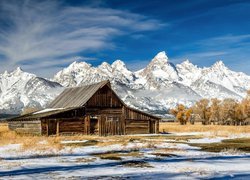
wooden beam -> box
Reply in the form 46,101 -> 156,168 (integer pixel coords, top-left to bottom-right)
46,120 -> 49,136
56,120 -> 59,136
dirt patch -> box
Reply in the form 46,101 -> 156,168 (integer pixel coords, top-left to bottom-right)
100,156 -> 122,161
121,160 -> 153,168
75,157 -> 97,163
151,152 -> 178,157
62,140 -> 99,147
92,150 -> 142,161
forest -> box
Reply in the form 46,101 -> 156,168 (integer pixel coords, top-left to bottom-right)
170,90 -> 250,125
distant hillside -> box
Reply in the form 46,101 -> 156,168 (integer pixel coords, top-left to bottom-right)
0,114 -> 19,121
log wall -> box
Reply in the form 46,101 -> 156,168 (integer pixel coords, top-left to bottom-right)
8,120 -> 41,135
125,119 -> 149,134
59,119 -> 85,134
124,107 -> 159,134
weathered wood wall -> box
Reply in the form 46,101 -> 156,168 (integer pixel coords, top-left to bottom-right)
86,107 -> 125,136
86,85 -> 123,108
59,119 -> 85,134
125,119 -> 149,134
124,107 -> 159,134
8,84 -> 159,136
98,115 -> 124,136
8,120 -> 41,135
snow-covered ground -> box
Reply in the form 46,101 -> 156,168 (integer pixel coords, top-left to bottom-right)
0,133 -> 250,179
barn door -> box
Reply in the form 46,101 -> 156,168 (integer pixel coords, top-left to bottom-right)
150,120 -> 156,134
48,120 -> 57,135
104,116 -> 122,136
90,117 -> 98,135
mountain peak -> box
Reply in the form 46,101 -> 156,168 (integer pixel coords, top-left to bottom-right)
148,51 -> 169,67
100,62 -> 110,66
3,70 -> 8,75
182,59 -> 191,64
211,60 -> 226,69
12,67 -> 24,74
68,61 -> 91,70
153,51 -> 168,62
155,51 -> 168,59
98,62 -> 112,71
179,59 -> 198,68
16,67 -> 23,71
111,60 -> 126,69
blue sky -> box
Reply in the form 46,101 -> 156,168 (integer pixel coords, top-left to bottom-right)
0,0 -> 250,77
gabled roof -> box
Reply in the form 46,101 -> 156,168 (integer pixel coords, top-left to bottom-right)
49,80 -> 110,108
9,80 -> 161,121
8,107 -> 78,121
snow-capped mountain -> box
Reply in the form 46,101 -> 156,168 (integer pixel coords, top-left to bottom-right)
1,51 -> 250,116
51,51 -> 250,116
138,51 -> 180,89
0,67 -> 63,114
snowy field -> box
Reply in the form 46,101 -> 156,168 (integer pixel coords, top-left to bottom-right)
0,133 -> 250,179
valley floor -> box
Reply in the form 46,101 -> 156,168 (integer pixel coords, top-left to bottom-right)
0,130 -> 250,179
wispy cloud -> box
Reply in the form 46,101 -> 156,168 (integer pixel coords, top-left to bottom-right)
0,0 -> 163,76
198,34 -> 250,47
172,34 -> 250,72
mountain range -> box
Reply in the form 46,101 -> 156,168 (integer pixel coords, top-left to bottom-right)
1,51 -> 250,116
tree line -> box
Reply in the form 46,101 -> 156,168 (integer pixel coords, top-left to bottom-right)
170,90 -> 250,125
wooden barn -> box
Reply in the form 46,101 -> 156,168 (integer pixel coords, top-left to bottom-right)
8,80 -> 160,136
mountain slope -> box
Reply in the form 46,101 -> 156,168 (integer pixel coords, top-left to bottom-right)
0,68 -> 63,114
1,51 -> 250,116
51,51 -> 250,116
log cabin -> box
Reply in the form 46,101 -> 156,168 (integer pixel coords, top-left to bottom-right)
8,80 -> 160,136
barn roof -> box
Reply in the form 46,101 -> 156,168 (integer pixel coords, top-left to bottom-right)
9,80 -> 160,121
8,107 -> 78,121
49,80 -> 110,108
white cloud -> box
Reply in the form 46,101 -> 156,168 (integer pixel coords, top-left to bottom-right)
197,34 -> 250,47
0,0 -> 163,76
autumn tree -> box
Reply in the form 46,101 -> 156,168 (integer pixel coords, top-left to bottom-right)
241,90 -> 250,124
185,108 -> 193,123
170,90 -> 250,126
170,104 -> 188,125
192,99 -> 210,125
209,98 -> 221,124
219,99 -> 237,125
235,103 -> 245,125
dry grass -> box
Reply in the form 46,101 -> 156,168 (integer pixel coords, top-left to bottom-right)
190,138 -> 250,153
0,127 -> 146,153
0,124 -> 63,151
0,123 -> 9,132
0,126 -> 200,153
160,122 -> 250,135
1,121 -> 249,153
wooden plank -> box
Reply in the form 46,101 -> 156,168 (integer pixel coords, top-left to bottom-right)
56,120 -> 59,135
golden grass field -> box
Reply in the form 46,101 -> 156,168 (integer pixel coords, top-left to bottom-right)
0,122 -> 249,152
160,122 -> 250,135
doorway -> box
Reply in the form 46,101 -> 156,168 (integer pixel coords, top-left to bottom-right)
48,120 -> 57,135
150,120 -> 156,134
90,117 -> 98,134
